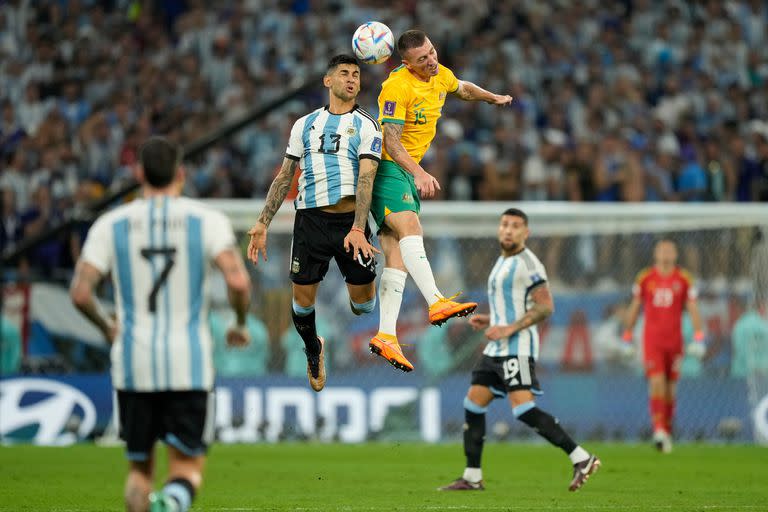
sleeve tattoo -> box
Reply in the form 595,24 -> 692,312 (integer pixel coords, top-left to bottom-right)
353,160 -> 379,229
257,158 -> 298,226
383,123 -> 406,162
516,284 -> 554,330
454,81 -> 473,100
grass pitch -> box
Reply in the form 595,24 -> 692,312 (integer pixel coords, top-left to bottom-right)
0,443 -> 765,511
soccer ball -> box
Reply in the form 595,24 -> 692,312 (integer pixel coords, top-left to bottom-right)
352,22 -> 394,65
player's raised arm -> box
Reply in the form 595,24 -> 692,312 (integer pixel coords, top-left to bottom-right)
484,283 -> 553,340
247,157 -> 299,263
453,80 -> 513,106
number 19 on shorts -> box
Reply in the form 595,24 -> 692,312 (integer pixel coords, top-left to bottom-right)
503,358 -> 520,386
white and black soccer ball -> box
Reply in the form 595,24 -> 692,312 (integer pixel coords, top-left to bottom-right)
352,21 -> 394,65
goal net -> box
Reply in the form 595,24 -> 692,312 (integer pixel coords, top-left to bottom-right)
209,200 -> 768,444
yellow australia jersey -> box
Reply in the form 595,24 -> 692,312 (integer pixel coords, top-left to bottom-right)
377,64 -> 459,163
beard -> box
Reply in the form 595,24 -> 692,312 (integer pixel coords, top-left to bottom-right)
333,88 -> 355,102
500,240 -> 519,252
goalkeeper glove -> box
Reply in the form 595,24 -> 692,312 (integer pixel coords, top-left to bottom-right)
686,331 -> 706,360
619,329 -> 636,360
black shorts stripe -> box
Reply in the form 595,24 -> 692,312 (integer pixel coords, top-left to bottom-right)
471,355 -> 541,394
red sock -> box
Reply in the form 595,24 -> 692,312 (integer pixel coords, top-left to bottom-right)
664,398 -> 675,434
650,397 -> 666,433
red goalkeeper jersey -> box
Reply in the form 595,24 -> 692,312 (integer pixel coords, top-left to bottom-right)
632,266 -> 697,348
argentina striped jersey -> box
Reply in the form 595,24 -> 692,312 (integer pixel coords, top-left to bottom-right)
80,196 -> 236,392
483,248 -> 548,359
286,104 -> 382,209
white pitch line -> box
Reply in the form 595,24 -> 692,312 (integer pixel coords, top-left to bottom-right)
47,506 -> 767,512
194,506 -> 767,512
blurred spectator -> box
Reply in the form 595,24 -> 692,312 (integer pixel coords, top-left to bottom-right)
57,80 -> 90,129
0,101 -> 25,154
565,140 -> 597,202
0,150 -> 29,211
594,132 -> 629,202
17,82 -> 52,136
753,131 -> 768,201
447,150 -> 484,201
675,150 -> 708,202
521,128 -> 565,201
0,312 -> 22,375
0,0 -> 766,280
210,309 -> 270,378
731,301 -> 768,378
643,136 -> 672,200
20,186 -> 65,273
731,132 -> 761,201
701,137 -> 736,201
0,187 -> 22,252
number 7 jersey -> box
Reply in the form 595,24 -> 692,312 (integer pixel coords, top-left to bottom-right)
80,196 -> 236,392
286,105 -> 382,209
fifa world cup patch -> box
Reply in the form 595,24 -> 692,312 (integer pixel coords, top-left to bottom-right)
291,257 -> 301,274
371,137 -> 382,152
383,101 -> 396,116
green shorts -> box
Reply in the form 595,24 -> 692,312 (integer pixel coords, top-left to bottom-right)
370,160 -> 421,229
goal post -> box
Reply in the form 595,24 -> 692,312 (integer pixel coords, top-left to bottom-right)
211,200 -> 768,443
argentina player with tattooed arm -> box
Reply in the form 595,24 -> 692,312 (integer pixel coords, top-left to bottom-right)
247,54 -> 382,392
440,208 -> 600,493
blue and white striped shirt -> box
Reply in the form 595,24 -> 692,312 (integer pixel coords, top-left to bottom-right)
286,105 -> 382,209
483,248 -> 548,359
80,197 -> 235,391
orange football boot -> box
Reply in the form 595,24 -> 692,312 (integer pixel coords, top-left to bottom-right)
428,293 -> 478,326
369,332 -> 413,372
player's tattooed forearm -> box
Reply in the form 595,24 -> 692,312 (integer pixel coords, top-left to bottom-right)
353,161 -> 378,229
455,81 -> 477,101
517,285 -> 554,329
258,159 -> 298,226
383,123 -> 405,160
519,302 -> 552,329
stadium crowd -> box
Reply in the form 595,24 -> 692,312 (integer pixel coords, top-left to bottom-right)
1,0 -> 768,273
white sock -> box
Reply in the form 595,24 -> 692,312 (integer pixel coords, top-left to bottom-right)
568,446 -> 590,465
378,267 -> 407,336
399,235 -> 441,307
462,467 -> 482,483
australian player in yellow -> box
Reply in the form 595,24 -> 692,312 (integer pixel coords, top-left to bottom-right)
369,30 -> 513,372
